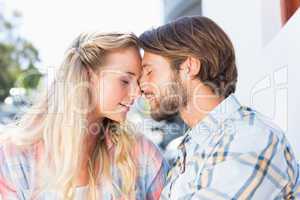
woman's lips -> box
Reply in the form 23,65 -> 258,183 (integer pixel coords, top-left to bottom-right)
119,103 -> 130,112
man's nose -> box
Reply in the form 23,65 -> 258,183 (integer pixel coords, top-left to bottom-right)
139,73 -> 148,94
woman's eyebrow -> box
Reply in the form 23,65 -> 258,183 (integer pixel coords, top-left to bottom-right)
125,71 -> 136,76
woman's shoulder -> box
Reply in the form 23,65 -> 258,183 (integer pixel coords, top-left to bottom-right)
0,139 -> 42,177
0,140 -> 42,191
0,141 -> 25,161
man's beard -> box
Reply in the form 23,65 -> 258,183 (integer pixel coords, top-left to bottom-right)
150,74 -> 188,121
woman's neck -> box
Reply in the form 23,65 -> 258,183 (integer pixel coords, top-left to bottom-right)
75,116 -> 103,187
85,112 -> 104,153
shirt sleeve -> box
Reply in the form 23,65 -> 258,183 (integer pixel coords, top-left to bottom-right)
0,144 -> 18,198
190,131 -> 300,200
146,157 -> 169,200
135,136 -> 169,200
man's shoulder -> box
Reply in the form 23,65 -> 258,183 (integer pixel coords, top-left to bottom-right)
227,107 -> 287,153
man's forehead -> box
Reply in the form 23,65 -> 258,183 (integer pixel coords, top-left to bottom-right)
141,57 -> 154,68
141,62 -> 152,68
142,53 -> 167,67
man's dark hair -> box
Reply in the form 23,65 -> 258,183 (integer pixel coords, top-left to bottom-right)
139,16 -> 238,97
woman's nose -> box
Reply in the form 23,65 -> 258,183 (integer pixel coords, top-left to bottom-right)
130,83 -> 141,100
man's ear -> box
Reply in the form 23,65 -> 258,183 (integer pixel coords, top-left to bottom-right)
180,56 -> 201,79
187,56 -> 201,78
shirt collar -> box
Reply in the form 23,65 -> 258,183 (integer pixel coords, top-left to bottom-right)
187,94 -> 242,143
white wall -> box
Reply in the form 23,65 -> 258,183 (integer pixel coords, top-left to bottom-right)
261,0 -> 281,45
202,0 -> 300,159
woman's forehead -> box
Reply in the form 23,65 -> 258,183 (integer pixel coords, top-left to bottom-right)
95,48 -> 141,77
99,62 -> 141,78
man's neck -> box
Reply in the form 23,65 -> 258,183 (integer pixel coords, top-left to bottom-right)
180,81 -> 224,128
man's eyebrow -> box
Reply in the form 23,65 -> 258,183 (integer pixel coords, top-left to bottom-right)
142,63 -> 152,68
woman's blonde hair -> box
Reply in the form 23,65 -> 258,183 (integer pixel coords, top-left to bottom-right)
0,32 -> 140,199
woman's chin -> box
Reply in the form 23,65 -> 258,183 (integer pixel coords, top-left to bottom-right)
105,113 -> 127,124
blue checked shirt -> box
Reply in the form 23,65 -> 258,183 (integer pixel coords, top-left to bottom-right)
160,94 -> 300,200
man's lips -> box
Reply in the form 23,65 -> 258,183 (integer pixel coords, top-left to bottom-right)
143,92 -> 156,102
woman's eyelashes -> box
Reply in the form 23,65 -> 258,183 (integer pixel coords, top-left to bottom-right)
120,76 -> 131,86
121,79 -> 130,86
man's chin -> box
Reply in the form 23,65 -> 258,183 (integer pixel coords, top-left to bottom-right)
148,95 -> 183,121
150,109 -> 179,121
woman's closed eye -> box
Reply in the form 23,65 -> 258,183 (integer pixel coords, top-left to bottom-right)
121,79 -> 130,86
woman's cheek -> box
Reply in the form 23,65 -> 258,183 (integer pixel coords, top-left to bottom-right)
99,79 -> 125,112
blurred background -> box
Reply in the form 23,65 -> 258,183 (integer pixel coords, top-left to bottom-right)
1,0 -> 300,163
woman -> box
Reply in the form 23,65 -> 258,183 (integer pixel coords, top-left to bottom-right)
0,32 -> 168,199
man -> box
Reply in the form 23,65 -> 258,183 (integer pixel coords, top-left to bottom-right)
139,16 -> 300,199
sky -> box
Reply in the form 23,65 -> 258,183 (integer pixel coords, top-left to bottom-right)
3,0 -> 163,69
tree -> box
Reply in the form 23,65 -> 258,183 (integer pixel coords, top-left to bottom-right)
0,8 -> 42,102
